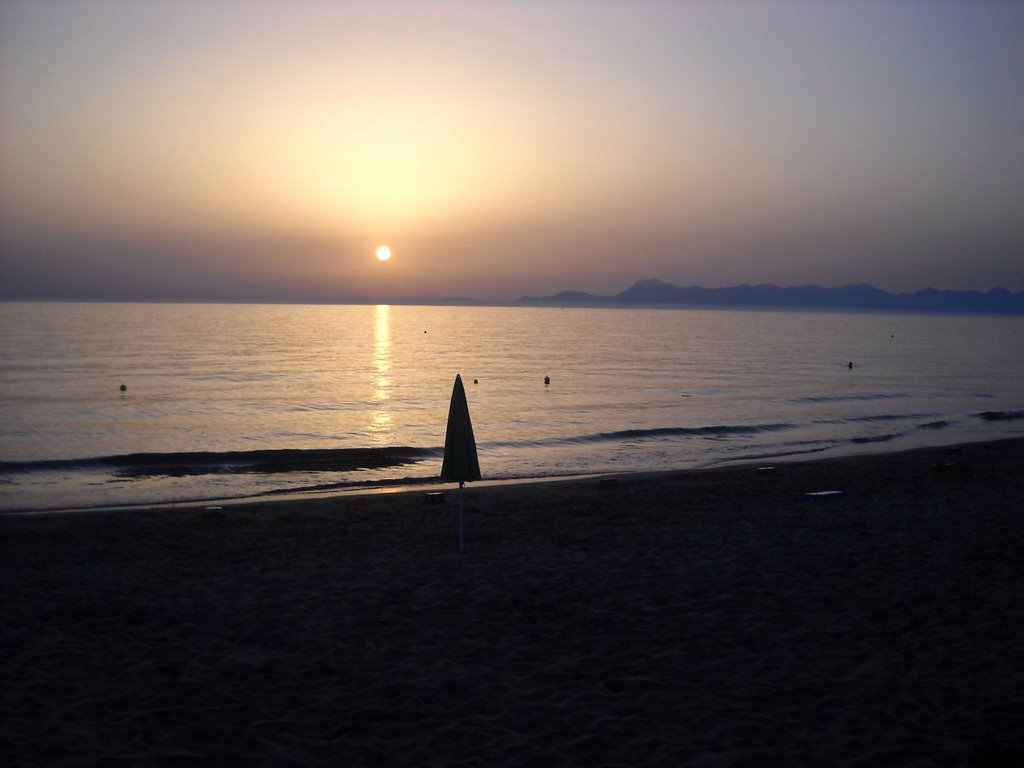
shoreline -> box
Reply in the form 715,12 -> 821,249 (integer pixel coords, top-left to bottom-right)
6,433 -> 1023,518
3,437 -> 1023,766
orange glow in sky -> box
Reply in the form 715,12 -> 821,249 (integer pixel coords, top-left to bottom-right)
1,1 -> 1022,301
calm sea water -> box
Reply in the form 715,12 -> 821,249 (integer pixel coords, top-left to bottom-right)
1,302 -> 1022,512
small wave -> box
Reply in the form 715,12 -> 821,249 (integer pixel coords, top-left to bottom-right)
0,446 -> 438,478
485,422 -> 796,450
814,413 -> 935,425
975,410 -> 1024,422
918,420 -> 949,430
788,393 -> 910,404
598,423 -> 797,440
717,445 -> 835,463
288,403 -> 356,412
850,433 -> 903,444
187,373 -> 283,382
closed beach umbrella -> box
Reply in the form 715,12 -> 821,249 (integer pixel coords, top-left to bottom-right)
441,374 -> 480,552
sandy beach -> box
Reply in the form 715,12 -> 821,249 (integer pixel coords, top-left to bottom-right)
2,439 -> 1023,767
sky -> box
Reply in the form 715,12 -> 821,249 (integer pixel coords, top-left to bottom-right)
1,0 -> 1022,302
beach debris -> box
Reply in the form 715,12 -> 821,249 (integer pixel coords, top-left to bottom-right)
928,462 -> 975,481
544,375 -> 550,385
120,383 -> 127,392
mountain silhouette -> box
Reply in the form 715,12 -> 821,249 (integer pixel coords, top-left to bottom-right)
518,278 -> 1024,313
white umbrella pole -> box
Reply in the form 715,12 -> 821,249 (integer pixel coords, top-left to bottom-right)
458,481 -> 465,554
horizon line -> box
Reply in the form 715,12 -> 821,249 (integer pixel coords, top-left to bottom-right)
2,277 -> 1022,307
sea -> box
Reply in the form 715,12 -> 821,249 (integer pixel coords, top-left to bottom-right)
1,301 -> 1022,513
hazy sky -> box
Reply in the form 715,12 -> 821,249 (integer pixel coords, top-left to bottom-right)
2,0 -> 1022,301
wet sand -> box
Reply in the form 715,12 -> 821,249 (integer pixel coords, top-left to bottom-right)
2,439 -> 1023,767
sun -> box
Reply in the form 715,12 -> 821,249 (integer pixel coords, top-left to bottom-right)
375,245 -> 392,262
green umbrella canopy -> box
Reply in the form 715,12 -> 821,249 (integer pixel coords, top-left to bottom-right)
441,374 -> 481,483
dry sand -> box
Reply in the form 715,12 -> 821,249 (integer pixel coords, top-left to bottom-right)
2,440 -> 1023,767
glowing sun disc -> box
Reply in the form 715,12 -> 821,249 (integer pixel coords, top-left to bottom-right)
376,246 -> 392,262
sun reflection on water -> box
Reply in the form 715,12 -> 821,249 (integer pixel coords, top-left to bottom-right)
369,304 -> 392,444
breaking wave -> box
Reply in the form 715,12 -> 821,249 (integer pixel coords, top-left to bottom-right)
975,410 -> 1024,421
483,422 -> 797,450
0,447 -> 439,478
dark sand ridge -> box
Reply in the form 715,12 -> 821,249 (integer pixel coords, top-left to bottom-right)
2,439 -> 1023,767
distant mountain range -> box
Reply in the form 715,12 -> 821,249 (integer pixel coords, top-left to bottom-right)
517,279 -> 1024,314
